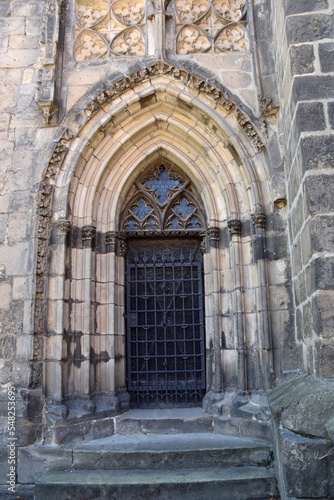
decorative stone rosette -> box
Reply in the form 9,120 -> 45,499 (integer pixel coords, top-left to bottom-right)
175,0 -> 248,55
74,0 -> 146,61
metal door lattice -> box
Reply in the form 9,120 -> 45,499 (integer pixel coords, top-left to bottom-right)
126,239 -> 205,407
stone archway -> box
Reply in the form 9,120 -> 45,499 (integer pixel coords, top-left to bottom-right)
33,63 -> 274,437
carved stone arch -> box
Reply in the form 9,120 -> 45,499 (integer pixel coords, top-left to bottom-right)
33,63 -> 274,436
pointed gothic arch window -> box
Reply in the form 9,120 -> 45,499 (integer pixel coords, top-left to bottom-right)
120,160 -> 206,235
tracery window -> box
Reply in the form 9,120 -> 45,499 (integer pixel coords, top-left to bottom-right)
120,161 -> 206,234
175,0 -> 248,54
73,0 -> 249,61
74,0 -> 146,61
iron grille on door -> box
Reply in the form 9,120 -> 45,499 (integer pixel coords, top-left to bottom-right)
126,239 -> 205,407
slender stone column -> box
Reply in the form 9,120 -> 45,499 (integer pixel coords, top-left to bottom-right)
228,219 -> 247,392
150,0 -> 169,59
206,227 -> 223,392
45,219 -> 70,399
79,226 -> 96,395
252,213 -> 273,390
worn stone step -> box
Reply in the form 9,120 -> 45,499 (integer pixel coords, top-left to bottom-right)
19,433 -> 273,484
114,407 -> 213,435
35,467 -> 276,500
73,432 -> 272,471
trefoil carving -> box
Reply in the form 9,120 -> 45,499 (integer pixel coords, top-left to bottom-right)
175,0 -> 248,55
74,0 -> 146,61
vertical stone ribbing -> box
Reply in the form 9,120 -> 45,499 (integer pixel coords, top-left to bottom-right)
228,219 -> 247,392
252,213 -> 273,390
205,227 -> 223,392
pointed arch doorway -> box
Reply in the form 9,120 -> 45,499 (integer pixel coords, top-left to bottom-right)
120,160 -> 207,408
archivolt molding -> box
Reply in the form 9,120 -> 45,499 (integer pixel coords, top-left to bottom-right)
83,61 -> 265,152
32,60 -> 267,388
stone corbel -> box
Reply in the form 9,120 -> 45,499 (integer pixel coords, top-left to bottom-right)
228,219 -> 242,236
260,97 -> 280,118
35,0 -> 61,124
252,213 -> 266,229
57,219 -> 71,235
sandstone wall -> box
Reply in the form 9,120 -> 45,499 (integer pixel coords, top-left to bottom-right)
270,0 -> 334,378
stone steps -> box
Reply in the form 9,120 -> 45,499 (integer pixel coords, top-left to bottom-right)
72,432 -> 272,471
35,467 -> 275,500
114,407 -> 214,435
25,408 -> 276,499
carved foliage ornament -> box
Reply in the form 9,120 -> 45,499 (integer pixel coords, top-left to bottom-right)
74,0 -> 146,60
176,0 -> 248,54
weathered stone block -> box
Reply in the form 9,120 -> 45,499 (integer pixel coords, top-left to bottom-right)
314,291 -> 334,337
280,428 -> 333,498
313,256 -> 334,290
328,101 -> 334,129
319,42 -> 334,73
11,1 -> 44,17
294,75 -> 334,101
0,282 -> 11,310
283,0 -> 329,15
9,35 -> 40,50
286,13 -> 333,44
296,101 -> 326,132
300,134 -> 334,171
0,18 -> 25,36
306,174 -> 334,213
18,445 -> 73,484
0,1 -> 11,16
311,215 -> 334,252
51,421 -> 93,445
319,343 -> 334,379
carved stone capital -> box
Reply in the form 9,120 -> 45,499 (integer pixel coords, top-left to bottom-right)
82,225 -> 96,241
57,219 -> 71,235
228,219 -> 242,236
106,231 -> 118,253
207,227 -> 220,244
252,213 -> 266,229
106,231 -> 118,246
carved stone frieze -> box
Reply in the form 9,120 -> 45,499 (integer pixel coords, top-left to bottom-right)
228,219 -> 242,235
235,108 -> 265,151
33,335 -> 44,360
175,0 -> 248,55
74,0 -> 146,61
118,237 -> 127,257
30,362 -> 43,389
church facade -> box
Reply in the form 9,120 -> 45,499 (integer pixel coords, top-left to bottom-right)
0,0 -> 333,497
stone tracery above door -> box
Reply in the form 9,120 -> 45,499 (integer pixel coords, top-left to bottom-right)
73,0 -> 249,60
120,160 -> 206,235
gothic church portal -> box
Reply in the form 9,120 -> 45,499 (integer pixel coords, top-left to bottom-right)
0,0 -> 333,498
